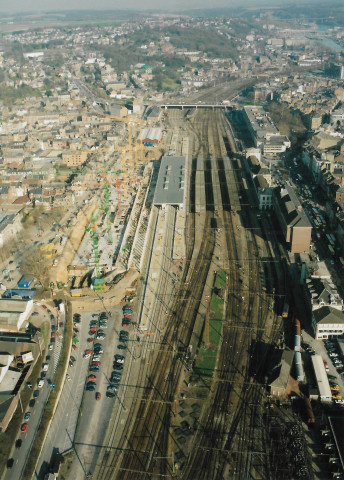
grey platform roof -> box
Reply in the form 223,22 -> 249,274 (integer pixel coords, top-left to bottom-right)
154,156 -> 186,206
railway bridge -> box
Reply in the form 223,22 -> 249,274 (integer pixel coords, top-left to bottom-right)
160,102 -> 232,110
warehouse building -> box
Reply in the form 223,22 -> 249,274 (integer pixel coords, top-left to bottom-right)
311,354 -> 332,402
154,156 -> 186,208
0,299 -> 33,332
269,349 -> 294,397
137,127 -> 162,146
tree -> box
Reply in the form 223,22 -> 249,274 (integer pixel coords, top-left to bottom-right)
21,247 -> 50,287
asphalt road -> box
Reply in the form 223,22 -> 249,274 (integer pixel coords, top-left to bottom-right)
35,307 -> 90,479
3,305 -> 65,480
36,304 -> 133,479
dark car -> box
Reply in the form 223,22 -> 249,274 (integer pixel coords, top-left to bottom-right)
86,385 -> 95,391
89,366 -> 100,372
7,458 -> 14,469
94,343 -> 103,348
107,385 -> 118,391
113,363 -> 124,370
119,337 -> 128,343
33,390 -> 39,398
111,372 -> 122,379
118,344 -> 127,350
119,330 -> 129,337
106,391 -> 116,398
87,381 -> 96,387
114,354 -> 125,362
15,439 -> 22,448
29,399 -> 36,408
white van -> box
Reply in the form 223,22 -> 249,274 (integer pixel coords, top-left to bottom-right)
42,363 -> 49,372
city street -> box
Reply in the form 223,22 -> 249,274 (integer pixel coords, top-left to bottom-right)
3,305 -> 65,480
36,304 -> 130,479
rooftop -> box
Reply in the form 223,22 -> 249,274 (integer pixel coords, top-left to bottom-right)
154,156 -> 186,206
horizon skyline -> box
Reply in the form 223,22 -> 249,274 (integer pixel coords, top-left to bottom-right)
0,0 -> 339,15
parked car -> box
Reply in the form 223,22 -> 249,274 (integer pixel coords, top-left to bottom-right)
7,459 -> 14,469
114,354 -> 125,363
48,344 -> 53,350
118,344 -> 127,350
89,366 -> 100,372
33,390 -> 39,398
113,363 -> 123,370
88,374 -> 97,380
106,391 -> 116,398
86,385 -> 95,391
92,361 -> 101,366
24,412 -> 31,421
96,392 -> 101,401
107,385 -> 118,391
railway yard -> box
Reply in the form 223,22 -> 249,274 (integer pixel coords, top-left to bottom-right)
61,107 -> 290,480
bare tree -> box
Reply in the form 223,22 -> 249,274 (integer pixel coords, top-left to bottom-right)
21,247 -> 50,287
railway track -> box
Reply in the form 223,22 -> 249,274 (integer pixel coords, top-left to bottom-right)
93,108 -> 286,480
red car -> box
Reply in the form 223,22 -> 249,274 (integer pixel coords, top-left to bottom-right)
85,350 -> 92,355
123,314 -> 132,319
91,361 -> 101,366
89,327 -> 97,332
21,423 -> 28,433
96,392 -> 101,401
87,338 -> 94,343
88,374 -> 97,380
51,332 -> 56,338
42,305 -> 48,310
122,322 -> 130,328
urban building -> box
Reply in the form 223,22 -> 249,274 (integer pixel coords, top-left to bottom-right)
0,299 -> 33,332
273,186 -> 312,253
312,306 -> 344,340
